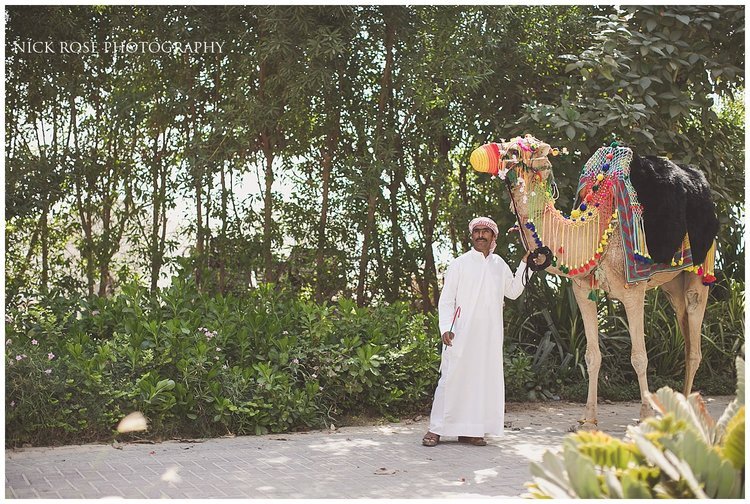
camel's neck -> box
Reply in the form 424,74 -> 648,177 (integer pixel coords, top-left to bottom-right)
510,176 -> 616,278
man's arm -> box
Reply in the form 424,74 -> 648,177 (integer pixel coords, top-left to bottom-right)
437,260 -> 459,346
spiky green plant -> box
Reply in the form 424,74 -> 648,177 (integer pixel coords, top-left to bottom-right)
525,348 -> 745,498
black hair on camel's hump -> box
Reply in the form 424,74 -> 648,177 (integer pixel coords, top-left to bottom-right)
628,153 -> 719,265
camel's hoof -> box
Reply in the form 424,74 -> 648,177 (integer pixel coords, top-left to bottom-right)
639,404 -> 655,421
576,419 -> 599,431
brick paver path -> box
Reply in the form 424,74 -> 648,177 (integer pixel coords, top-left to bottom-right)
5,397 -> 731,498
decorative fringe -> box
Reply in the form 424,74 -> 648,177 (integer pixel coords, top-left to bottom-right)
700,240 -> 717,285
632,210 -> 652,264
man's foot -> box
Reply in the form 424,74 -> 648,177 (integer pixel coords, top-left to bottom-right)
458,436 -> 487,446
422,431 -> 440,447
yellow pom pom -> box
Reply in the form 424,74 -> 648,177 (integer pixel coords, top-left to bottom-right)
571,209 -> 581,219
596,174 -> 604,182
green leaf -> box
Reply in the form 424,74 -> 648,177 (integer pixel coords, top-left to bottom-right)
646,19 -> 657,32
563,446 -> 602,498
721,406 -> 745,469
675,15 -> 691,25
620,472 -> 653,498
630,428 -> 680,480
565,125 -> 576,140
638,77 -> 652,90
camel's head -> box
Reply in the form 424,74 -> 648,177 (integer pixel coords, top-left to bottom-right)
469,134 -> 556,214
469,134 -> 553,180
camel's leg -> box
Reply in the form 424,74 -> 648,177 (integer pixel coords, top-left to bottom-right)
571,280 -> 601,428
661,273 -> 692,394
621,286 -> 653,420
682,272 -> 709,395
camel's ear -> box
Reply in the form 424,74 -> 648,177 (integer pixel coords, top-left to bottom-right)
534,141 -> 551,158
531,141 -> 552,170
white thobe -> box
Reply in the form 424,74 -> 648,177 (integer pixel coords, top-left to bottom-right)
428,249 -> 530,437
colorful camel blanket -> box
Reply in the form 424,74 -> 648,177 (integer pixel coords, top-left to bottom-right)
575,146 -> 696,284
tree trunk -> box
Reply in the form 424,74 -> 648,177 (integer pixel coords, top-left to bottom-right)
261,134 -> 275,283
219,162 -> 227,294
40,200 -> 49,293
357,11 -> 396,306
193,117 -> 204,290
316,146 -> 333,301
356,191 -> 378,306
149,132 -> 161,293
387,141 -> 404,302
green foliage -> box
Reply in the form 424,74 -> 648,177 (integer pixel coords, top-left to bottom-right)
526,350 -> 745,498
5,281 -> 440,446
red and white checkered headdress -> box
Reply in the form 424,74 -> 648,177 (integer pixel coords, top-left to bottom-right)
469,216 -> 499,254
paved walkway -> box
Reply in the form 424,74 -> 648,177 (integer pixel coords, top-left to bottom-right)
5,396 -> 731,499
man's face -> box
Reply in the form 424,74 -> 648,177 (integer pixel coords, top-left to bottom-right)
471,226 -> 494,254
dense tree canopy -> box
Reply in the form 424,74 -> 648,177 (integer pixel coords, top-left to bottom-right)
5,5 -> 745,309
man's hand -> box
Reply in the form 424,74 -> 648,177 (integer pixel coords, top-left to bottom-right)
523,250 -> 547,266
441,331 -> 455,346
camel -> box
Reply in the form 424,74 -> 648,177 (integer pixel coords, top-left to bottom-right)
469,135 -> 719,427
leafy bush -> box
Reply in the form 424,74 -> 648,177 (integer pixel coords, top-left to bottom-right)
525,348 -> 745,498
5,272 -> 742,446
5,281 -> 440,446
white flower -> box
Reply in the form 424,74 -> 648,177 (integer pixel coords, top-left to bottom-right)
44,369 -> 52,375
311,373 -> 318,379
5,338 -> 11,345
215,347 -> 221,352
10,401 -> 15,407
292,358 -> 300,365
91,310 -> 100,316
47,352 -> 55,360
31,339 -> 38,345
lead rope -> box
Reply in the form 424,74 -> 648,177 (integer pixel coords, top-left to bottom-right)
503,174 -> 551,286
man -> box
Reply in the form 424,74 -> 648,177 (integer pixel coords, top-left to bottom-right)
422,216 -> 532,447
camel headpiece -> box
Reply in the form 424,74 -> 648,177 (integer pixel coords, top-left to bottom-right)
469,134 -> 557,180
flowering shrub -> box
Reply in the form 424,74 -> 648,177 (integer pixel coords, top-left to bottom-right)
5,281 -> 440,446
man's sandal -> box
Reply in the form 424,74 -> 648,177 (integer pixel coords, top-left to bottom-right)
422,432 -> 440,447
458,436 -> 487,446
